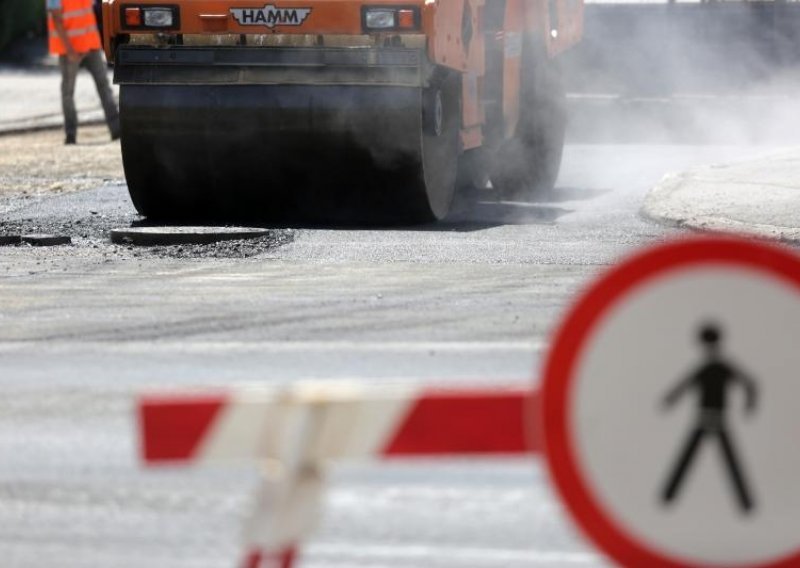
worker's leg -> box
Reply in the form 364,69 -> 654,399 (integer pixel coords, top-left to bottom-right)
59,55 -> 80,144
84,49 -> 120,138
662,427 -> 704,504
718,429 -> 755,512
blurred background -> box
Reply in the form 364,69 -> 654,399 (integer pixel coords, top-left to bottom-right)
3,0 -> 799,143
562,0 -> 800,143
0,0 -> 45,53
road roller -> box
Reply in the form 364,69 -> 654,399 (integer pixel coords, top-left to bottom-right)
102,0 -> 584,223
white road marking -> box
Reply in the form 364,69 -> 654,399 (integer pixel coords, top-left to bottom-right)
0,340 -> 546,354
306,543 -> 599,564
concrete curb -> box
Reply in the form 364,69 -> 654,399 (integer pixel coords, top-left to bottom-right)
0,111 -> 106,137
642,149 -> 800,243
0,117 -> 106,137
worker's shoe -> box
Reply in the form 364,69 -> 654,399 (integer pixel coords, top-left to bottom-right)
64,134 -> 76,145
110,128 -> 120,141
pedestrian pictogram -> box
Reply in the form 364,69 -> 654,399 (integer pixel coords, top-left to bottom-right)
661,323 -> 758,514
542,237 -> 800,568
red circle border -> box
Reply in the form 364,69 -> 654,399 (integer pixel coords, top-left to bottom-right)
541,236 -> 800,568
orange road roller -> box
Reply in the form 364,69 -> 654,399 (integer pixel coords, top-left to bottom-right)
102,0 -> 584,223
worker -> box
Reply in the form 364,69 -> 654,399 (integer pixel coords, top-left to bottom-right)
46,0 -> 119,145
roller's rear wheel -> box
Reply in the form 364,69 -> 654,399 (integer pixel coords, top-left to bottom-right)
490,37 -> 567,201
417,73 -> 460,221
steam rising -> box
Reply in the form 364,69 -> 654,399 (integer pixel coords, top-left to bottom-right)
562,2 -> 800,145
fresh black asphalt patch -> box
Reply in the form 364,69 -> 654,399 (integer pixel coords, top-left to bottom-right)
21,234 -> 72,246
0,235 -> 21,246
0,185 -> 293,259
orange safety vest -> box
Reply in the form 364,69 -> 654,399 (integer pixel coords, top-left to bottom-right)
47,0 -> 102,56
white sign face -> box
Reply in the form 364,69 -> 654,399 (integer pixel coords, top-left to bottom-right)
543,238 -> 800,568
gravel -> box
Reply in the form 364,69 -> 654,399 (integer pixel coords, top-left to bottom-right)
0,127 -> 294,259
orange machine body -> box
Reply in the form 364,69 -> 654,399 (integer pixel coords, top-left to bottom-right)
103,0 -> 582,151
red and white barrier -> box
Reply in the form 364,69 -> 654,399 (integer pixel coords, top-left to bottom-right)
138,383 -> 541,567
243,549 -> 296,568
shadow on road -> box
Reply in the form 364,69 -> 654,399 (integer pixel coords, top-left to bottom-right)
441,200 -> 572,231
126,185 -> 608,233
430,185 -> 611,231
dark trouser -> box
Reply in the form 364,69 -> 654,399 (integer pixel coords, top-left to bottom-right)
662,421 -> 755,512
59,49 -> 120,140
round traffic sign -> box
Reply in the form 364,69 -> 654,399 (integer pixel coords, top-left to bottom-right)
542,237 -> 800,568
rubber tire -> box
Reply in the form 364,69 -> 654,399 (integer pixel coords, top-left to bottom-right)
417,72 -> 461,222
490,36 -> 567,201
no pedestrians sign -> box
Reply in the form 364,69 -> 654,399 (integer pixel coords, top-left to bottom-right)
542,237 -> 800,568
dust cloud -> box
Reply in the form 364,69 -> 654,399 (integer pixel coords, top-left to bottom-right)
455,1 -> 800,223
562,1 -> 800,145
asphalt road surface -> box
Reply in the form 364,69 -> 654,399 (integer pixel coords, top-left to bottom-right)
0,144 -> 773,567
